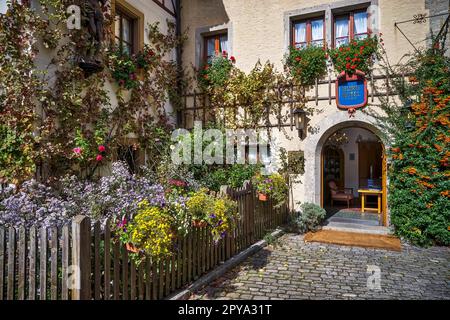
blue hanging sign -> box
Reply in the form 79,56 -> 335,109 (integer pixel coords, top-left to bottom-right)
335,70 -> 368,114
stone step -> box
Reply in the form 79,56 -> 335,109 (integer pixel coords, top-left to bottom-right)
322,221 -> 391,235
326,216 -> 381,227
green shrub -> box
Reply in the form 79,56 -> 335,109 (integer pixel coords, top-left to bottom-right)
198,164 -> 262,192
296,202 -> 326,233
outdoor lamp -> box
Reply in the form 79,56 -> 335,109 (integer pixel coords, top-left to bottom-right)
401,99 -> 415,131
293,108 -> 308,140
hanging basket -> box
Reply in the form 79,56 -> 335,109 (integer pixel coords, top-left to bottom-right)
258,193 -> 268,201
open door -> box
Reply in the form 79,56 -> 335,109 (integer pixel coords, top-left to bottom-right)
382,148 -> 388,226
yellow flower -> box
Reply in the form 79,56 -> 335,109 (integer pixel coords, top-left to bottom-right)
128,200 -> 174,259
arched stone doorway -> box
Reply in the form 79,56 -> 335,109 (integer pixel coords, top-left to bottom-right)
302,113 -> 389,227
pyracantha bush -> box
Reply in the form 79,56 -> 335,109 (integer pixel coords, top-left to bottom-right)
380,46 -> 450,246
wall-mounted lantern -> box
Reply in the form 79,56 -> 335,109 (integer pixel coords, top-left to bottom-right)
401,99 -> 415,131
292,108 -> 308,140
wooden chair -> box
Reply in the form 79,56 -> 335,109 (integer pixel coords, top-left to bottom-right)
329,180 -> 354,208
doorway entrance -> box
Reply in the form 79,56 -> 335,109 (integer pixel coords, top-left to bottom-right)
320,125 -> 388,229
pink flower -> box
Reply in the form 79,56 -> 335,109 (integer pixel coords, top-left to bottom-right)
118,217 -> 127,228
96,154 -> 103,162
73,147 -> 82,154
98,145 -> 106,152
169,179 -> 186,187
230,56 -> 236,63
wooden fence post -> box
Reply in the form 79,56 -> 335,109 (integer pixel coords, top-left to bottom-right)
71,215 -> 91,300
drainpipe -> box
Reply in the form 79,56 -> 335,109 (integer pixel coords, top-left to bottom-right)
175,0 -> 183,127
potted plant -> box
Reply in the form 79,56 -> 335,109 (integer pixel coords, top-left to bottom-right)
285,45 -> 328,86
112,215 -> 140,253
127,200 -> 175,260
207,195 -> 239,242
253,173 -> 289,207
198,52 -> 235,91
107,47 -> 139,90
253,174 -> 273,201
258,193 -> 268,201
186,188 -> 214,227
328,35 -> 380,76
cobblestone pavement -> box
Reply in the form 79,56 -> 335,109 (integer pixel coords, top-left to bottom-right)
189,233 -> 450,300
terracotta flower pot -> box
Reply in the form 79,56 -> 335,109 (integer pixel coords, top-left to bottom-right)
258,193 -> 268,201
126,242 -> 139,253
409,76 -> 418,83
192,220 -> 207,228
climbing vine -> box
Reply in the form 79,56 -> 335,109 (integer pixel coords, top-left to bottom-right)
0,1 -> 185,183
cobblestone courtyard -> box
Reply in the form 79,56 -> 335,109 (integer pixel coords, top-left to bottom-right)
189,233 -> 450,300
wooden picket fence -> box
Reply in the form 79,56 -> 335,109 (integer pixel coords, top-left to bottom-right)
0,182 -> 288,300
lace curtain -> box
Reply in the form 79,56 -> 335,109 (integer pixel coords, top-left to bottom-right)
335,17 -> 349,47
311,19 -> 323,46
354,12 -> 368,40
294,22 -> 307,48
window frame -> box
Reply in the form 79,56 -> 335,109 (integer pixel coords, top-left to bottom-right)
203,33 -> 228,63
111,0 -> 145,55
333,9 -> 369,48
291,17 -> 325,48
115,9 -> 135,55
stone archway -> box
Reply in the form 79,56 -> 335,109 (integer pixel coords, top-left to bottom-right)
302,112 -> 387,206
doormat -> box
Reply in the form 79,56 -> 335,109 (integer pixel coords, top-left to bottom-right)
304,230 -> 401,251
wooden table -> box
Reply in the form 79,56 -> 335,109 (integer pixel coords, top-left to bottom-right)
358,189 -> 383,214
